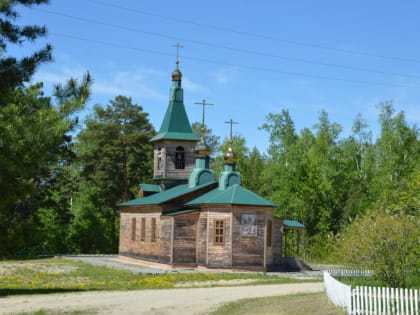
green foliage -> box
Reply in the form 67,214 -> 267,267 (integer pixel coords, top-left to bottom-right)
0,0 -> 94,257
260,109 -> 298,160
191,121 -> 220,155
339,273 -> 420,290
0,0 -> 52,96
67,183 -> 109,254
0,78 -> 91,257
373,102 -> 420,194
241,146 -> 267,193
339,213 -> 420,288
213,135 -> 249,175
74,95 -> 155,252
260,102 -> 420,261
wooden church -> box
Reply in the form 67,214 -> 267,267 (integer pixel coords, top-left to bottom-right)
118,59 -> 283,270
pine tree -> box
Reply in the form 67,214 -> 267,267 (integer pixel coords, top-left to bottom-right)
0,0 -> 52,98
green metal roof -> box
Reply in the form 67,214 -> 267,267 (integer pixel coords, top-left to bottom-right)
139,184 -> 161,193
118,181 -> 217,206
151,101 -> 199,142
186,184 -> 277,207
283,220 -> 304,229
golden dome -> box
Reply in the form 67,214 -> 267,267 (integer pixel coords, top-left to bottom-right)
224,147 -> 236,164
172,68 -> 182,81
195,139 -> 210,158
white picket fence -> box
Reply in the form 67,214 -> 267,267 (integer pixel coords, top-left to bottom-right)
327,269 -> 374,277
352,286 -> 419,315
324,271 -> 419,315
324,270 -> 352,311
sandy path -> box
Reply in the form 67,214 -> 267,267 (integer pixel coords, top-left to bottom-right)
0,282 -> 323,314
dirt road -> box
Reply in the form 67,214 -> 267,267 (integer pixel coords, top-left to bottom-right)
0,282 -> 323,314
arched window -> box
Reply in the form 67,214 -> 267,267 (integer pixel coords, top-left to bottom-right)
175,146 -> 185,169
157,147 -> 162,170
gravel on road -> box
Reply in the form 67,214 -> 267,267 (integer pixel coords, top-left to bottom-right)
0,282 -> 324,315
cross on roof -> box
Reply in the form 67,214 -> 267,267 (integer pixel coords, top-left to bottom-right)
224,118 -> 239,144
172,42 -> 184,68
194,99 -> 214,135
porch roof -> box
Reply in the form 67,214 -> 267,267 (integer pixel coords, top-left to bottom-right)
283,220 -> 304,229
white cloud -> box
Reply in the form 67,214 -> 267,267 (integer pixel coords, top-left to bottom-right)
92,81 -> 134,97
182,77 -> 207,93
34,65 -> 87,86
35,63 -> 168,102
210,66 -> 240,86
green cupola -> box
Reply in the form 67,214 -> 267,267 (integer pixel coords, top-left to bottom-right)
150,59 -> 199,142
152,53 -> 199,190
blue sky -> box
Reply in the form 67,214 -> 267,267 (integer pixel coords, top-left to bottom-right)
10,0 -> 420,153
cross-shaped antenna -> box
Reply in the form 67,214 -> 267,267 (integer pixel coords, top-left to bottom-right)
225,119 -> 239,144
194,99 -> 214,135
172,42 -> 184,69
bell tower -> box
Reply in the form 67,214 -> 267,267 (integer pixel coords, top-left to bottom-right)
150,44 -> 199,190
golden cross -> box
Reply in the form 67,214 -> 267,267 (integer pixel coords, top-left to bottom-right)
224,118 -> 238,144
194,99 -> 214,134
172,42 -> 184,68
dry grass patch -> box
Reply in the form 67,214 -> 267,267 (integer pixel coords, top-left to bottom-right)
209,292 -> 345,315
0,261 -> 78,276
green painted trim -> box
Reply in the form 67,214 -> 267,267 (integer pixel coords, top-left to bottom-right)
118,181 -> 217,206
162,209 -> 199,216
151,131 -> 199,141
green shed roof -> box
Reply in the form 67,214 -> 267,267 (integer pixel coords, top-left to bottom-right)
118,181 -> 217,207
186,184 -> 277,207
151,101 -> 199,142
283,220 -> 304,229
139,184 -> 161,193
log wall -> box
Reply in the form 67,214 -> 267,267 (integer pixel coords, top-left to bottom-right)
272,218 -> 283,265
118,206 -> 164,262
159,216 -> 173,263
231,206 -> 265,267
205,209 -> 232,268
119,204 -> 281,270
172,212 -> 199,264
197,212 -> 208,265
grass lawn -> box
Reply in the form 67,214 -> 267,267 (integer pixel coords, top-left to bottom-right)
0,257 -> 319,296
209,292 -> 345,315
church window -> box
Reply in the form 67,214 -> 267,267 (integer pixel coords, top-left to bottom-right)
175,146 -> 185,169
266,219 -> 272,247
131,218 -> 136,241
214,220 -> 225,245
140,218 -> 146,241
151,218 -> 157,242
157,147 -> 162,170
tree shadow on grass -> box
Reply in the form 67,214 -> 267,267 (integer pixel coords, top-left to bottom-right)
0,288 -> 86,297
